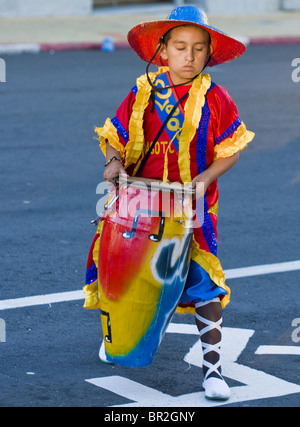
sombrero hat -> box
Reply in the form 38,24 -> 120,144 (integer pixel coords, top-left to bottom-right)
128,6 -> 246,67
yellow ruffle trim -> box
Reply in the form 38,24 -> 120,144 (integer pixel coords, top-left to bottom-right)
214,122 -> 255,160
83,280 -> 99,310
176,305 -> 197,315
82,221 -> 104,310
176,237 -> 231,314
125,67 -> 169,170
208,200 -> 219,216
95,119 -> 126,158
178,73 -> 211,183
192,238 -> 230,309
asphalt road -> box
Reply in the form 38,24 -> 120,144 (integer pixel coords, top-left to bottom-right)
0,45 -> 299,408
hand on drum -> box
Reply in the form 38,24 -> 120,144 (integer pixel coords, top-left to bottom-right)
190,153 -> 240,199
190,174 -> 209,200
103,158 -> 129,185
103,140 -> 129,185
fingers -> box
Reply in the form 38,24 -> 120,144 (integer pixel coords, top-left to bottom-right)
190,177 -> 206,200
103,161 -> 128,185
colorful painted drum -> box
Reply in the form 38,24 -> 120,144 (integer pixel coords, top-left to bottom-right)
98,177 -> 195,367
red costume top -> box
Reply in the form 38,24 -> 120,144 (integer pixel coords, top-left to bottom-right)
93,68 -> 254,311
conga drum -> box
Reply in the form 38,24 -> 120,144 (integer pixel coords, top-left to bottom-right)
98,177 -> 195,367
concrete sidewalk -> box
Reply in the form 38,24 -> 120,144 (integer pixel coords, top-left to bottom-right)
0,5 -> 300,53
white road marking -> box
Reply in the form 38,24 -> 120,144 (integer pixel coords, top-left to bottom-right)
0,290 -> 84,310
255,346 -> 300,356
0,260 -> 299,311
86,325 -> 300,407
225,260 -> 300,279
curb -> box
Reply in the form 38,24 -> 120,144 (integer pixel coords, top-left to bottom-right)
0,36 -> 300,55
249,36 -> 300,45
0,41 -> 129,55
40,41 -> 130,52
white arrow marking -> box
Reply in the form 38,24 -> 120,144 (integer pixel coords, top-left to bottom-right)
86,324 -> 300,407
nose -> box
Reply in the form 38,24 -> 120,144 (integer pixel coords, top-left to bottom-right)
185,48 -> 195,62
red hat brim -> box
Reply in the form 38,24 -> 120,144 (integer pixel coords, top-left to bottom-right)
128,20 -> 246,67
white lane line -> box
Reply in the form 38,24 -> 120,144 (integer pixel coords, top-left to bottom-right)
255,346 -> 300,356
0,260 -> 299,311
225,260 -> 300,279
0,290 -> 84,310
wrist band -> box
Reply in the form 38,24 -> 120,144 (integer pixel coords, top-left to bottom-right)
105,156 -> 121,168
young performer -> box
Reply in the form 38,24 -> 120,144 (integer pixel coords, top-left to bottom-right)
84,6 -> 254,401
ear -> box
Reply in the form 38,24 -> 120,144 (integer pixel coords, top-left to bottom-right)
159,44 -> 168,61
209,44 -> 214,58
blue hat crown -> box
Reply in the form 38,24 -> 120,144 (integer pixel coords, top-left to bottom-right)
168,6 -> 210,26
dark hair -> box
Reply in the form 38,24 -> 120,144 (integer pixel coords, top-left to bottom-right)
162,24 -> 211,46
162,29 -> 173,46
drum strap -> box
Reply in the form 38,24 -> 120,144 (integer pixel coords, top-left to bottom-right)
136,91 -> 189,177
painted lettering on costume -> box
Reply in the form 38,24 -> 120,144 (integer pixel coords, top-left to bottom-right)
155,78 -> 181,133
144,141 -> 175,156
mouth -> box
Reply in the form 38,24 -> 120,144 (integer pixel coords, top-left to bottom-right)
183,66 -> 194,71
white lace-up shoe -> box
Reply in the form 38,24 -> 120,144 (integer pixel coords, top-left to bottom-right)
203,376 -> 231,401
99,341 -> 113,364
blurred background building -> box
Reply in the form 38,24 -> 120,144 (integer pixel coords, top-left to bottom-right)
0,0 -> 299,17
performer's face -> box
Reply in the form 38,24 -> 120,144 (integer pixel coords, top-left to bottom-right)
160,25 -> 212,85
